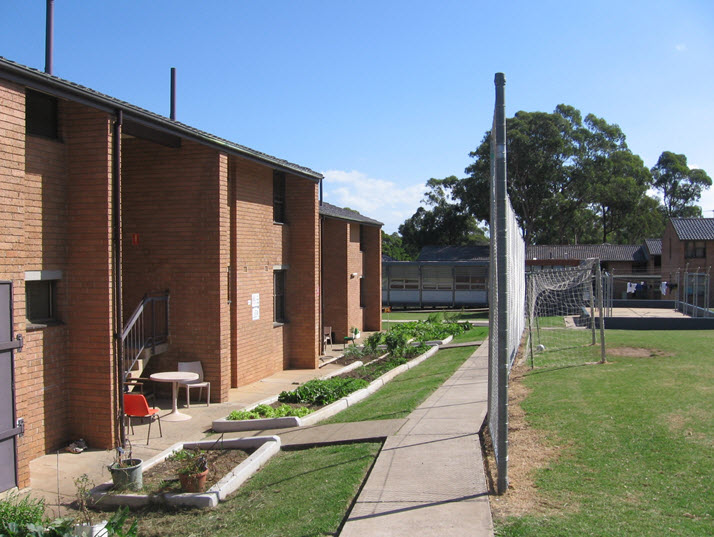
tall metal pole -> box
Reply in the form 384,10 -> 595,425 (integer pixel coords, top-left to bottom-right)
494,72 -> 509,495
597,263 -> 606,363
170,68 -> 177,120
45,0 -> 54,75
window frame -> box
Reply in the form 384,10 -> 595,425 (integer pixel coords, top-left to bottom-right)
25,279 -> 58,325
684,241 -> 705,259
273,269 -> 286,324
273,171 -> 286,224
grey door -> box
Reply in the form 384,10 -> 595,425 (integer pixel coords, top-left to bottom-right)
0,282 -> 21,492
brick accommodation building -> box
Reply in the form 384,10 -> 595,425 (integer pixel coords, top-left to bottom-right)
661,218 -> 714,305
319,203 -> 382,342
0,57 -> 365,491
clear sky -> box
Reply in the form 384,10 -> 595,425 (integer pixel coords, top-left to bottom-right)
2,1 -> 713,233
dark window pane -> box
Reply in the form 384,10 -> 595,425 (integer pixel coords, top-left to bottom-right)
26,280 -> 55,323
273,171 -> 286,223
27,89 -> 59,139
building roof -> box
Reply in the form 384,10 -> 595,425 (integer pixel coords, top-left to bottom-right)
527,244 -> 646,263
417,245 -> 490,262
670,218 -> 714,241
643,238 -> 662,256
0,56 -> 322,181
319,202 -> 383,226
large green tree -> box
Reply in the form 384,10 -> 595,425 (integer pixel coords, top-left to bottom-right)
651,151 -> 712,217
454,104 -> 659,245
398,176 -> 487,256
381,231 -> 412,261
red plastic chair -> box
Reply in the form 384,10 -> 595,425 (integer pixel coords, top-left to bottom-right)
123,393 -> 162,445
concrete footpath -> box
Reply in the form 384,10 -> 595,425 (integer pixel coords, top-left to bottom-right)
339,342 -> 493,536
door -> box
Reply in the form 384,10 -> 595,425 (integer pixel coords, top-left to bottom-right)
0,282 -> 22,492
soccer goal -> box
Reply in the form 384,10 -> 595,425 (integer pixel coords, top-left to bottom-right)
526,259 -> 606,369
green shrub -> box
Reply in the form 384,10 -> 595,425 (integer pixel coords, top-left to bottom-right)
278,377 -> 369,406
227,403 -> 313,420
0,494 -> 46,529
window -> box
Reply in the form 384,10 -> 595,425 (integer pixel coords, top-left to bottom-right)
359,225 -> 365,252
273,171 -> 286,223
26,280 -> 57,324
454,267 -> 487,290
360,277 -> 366,308
26,89 -> 59,139
685,241 -> 705,259
422,267 -> 452,290
273,270 -> 286,323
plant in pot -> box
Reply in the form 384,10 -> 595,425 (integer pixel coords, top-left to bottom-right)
170,449 -> 209,493
108,441 -> 143,492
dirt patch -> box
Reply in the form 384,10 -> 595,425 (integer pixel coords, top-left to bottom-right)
608,347 -> 672,358
141,448 -> 252,494
484,362 -> 570,519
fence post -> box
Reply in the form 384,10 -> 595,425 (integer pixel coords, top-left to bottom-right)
596,263 -> 606,364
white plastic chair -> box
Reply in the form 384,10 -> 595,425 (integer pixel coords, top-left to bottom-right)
177,361 -> 211,407
323,326 -> 333,349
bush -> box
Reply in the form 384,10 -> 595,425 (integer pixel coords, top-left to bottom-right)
278,377 -> 369,406
227,403 -> 313,420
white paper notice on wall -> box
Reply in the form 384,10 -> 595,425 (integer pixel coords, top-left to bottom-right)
251,293 -> 260,320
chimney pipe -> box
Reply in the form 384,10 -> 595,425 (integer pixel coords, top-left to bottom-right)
45,0 -> 54,74
170,67 -> 176,120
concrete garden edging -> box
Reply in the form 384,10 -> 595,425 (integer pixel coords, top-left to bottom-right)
213,336 -> 452,432
89,436 -> 280,509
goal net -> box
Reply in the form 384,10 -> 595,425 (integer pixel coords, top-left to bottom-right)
526,259 -> 606,369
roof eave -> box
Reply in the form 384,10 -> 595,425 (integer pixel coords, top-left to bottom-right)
0,58 -> 323,182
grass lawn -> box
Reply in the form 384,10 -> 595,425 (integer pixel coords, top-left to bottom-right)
134,330 -> 486,536
496,330 -> 714,537
135,442 -> 381,537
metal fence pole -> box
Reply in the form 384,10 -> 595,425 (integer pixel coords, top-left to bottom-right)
596,263 -> 606,364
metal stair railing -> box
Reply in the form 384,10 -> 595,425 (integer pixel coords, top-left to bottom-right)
121,291 -> 169,383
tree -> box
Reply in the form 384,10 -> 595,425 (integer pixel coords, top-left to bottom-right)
651,151 -> 712,217
381,231 -> 412,261
398,176 -> 487,256
455,104 -> 658,245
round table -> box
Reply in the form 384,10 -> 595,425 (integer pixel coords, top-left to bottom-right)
149,371 -> 199,421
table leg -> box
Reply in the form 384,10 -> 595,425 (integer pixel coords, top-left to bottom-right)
162,381 -> 192,421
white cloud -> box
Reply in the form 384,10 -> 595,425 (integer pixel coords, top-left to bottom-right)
675,43 -> 687,52
321,169 -> 426,233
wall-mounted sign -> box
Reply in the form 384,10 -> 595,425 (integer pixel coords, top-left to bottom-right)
251,293 -> 260,320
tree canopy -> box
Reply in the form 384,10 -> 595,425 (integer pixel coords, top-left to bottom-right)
381,105 -> 710,255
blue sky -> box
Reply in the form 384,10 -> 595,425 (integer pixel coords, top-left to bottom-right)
2,1 -> 713,233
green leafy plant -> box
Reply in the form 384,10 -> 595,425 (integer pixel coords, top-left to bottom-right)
278,377 -> 368,406
227,403 -> 313,420
103,507 -> 138,537
0,493 -> 74,537
167,449 -> 208,476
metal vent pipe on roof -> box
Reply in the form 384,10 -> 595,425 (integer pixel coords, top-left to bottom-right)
170,67 -> 176,120
45,0 -> 54,75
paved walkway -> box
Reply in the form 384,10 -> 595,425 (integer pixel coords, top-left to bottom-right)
340,342 -> 492,536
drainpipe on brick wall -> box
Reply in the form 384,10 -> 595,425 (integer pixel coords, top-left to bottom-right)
112,109 -> 126,448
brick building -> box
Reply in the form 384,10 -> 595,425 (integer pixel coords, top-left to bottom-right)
319,203 -> 382,342
0,57 -> 371,491
661,218 -> 714,305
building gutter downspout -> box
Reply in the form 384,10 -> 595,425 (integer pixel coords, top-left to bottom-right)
112,109 -> 125,448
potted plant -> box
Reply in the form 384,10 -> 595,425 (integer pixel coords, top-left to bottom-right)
108,441 -> 143,491
170,449 -> 209,493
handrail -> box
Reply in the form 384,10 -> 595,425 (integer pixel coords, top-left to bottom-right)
121,291 -> 169,383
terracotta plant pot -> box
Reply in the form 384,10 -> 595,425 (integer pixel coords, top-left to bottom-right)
179,469 -> 209,493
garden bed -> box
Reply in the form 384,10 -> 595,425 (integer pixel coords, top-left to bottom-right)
213,338 -> 449,432
89,436 -> 280,509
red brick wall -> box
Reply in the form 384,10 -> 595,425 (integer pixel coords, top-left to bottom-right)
231,160 -> 319,383
122,138 -> 229,399
64,102 -> 116,448
346,223 -> 363,337
321,218 -> 348,339
362,225 -> 382,331
285,176 -> 320,368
